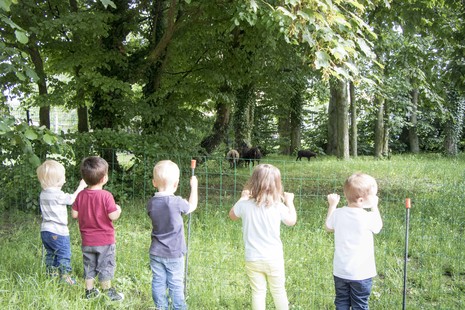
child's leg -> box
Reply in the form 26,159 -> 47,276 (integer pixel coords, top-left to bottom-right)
53,235 -> 72,275
164,256 -> 186,310
96,244 -> 124,301
245,261 -> 267,310
266,259 -> 289,310
40,231 -> 59,276
150,255 -> 170,309
333,276 -> 351,310
82,246 -> 99,289
348,278 -> 372,310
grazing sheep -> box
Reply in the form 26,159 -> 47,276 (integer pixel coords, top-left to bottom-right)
296,150 -> 317,161
242,147 -> 263,167
226,149 -> 240,168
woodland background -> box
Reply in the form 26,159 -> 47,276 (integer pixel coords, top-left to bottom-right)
1,0 -> 464,168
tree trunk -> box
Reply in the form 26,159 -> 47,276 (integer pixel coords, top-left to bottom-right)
409,88 -> 420,153
383,100 -> 390,156
77,106 -> 89,133
233,83 -> 255,149
200,101 -> 232,155
277,115 -> 291,155
327,82 -> 337,155
336,80 -> 349,160
27,38 -> 49,129
290,90 -> 303,155
444,89 -> 464,156
349,81 -> 357,157
328,79 -> 349,159
374,96 -> 385,158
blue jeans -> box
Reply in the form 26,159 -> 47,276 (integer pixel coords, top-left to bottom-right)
334,276 -> 373,310
41,231 -> 72,275
150,254 -> 186,310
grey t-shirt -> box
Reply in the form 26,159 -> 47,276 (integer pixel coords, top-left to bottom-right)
40,187 -> 74,236
147,193 -> 190,258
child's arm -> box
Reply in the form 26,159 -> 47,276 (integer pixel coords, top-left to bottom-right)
108,204 -> 122,221
186,176 -> 198,214
229,190 -> 249,221
71,209 -> 78,219
370,196 -> 383,233
71,179 -> 87,201
282,192 -> 297,226
325,193 -> 340,232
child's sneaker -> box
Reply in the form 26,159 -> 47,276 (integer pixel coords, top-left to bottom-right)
60,274 -> 76,285
105,287 -> 124,301
85,288 -> 100,299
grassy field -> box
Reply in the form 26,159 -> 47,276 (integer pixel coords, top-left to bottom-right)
0,154 -> 464,309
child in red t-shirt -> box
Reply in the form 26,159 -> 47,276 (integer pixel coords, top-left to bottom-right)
72,156 -> 123,301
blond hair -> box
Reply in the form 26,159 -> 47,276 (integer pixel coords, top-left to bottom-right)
343,173 -> 378,204
153,160 -> 180,187
37,160 -> 66,189
245,164 -> 283,207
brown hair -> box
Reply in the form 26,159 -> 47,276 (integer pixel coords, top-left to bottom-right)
80,156 -> 108,186
343,173 -> 378,204
245,164 -> 283,207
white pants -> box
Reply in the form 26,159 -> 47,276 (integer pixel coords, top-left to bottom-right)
245,259 -> 289,310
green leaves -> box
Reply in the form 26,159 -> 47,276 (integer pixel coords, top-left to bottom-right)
99,0 -> 116,9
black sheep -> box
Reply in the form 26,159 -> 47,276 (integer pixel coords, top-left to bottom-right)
241,147 -> 262,167
296,150 -> 317,161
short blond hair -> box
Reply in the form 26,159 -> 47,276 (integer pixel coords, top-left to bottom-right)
37,160 -> 66,189
153,160 -> 180,187
245,164 -> 283,207
343,173 -> 378,204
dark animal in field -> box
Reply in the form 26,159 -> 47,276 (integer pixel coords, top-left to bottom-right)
226,149 -> 240,168
296,150 -> 317,161
242,147 -> 263,167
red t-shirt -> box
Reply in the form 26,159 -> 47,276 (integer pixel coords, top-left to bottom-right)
72,189 -> 118,246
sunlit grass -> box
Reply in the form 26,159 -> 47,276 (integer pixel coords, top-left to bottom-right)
1,154 -> 464,308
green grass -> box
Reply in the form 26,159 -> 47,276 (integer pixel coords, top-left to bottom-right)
1,154 -> 465,309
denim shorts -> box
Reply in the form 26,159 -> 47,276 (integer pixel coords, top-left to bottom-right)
82,244 -> 116,282
334,276 -> 373,310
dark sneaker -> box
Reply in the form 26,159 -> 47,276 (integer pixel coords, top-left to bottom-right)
106,287 -> 124,301
60,274 -> 76,285
85,288 -> 100,299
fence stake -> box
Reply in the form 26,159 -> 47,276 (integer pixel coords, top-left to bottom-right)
403,198 -> 411,310
184,159 -> 196,296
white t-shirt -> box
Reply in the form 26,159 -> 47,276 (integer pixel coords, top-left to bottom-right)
233,198 -> 290,261
40,187 -> 74,236
326,206 -> 383,280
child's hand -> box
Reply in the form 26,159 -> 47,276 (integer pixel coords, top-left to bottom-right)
240,190 -> 250,200
190,176 -> 198,188
283,192 -> 294,205
327,193 -> 340,207
79,179 -> 87,188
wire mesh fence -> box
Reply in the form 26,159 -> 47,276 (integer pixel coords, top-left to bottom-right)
1,151 -> 464,308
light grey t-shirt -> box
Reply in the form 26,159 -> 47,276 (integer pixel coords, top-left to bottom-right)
40,187 -> 74,236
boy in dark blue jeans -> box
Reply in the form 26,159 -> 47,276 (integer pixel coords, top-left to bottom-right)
37,160 -> 86,284
147,160 -> 198,310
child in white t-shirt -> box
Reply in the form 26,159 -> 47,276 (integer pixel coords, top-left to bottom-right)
325,173 -> 383,310
229,164 -> 297,310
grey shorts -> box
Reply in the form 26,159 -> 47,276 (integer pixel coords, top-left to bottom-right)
82,244 -> 116,282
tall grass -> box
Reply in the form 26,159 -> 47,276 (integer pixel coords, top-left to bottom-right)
0,154 -> 464,309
